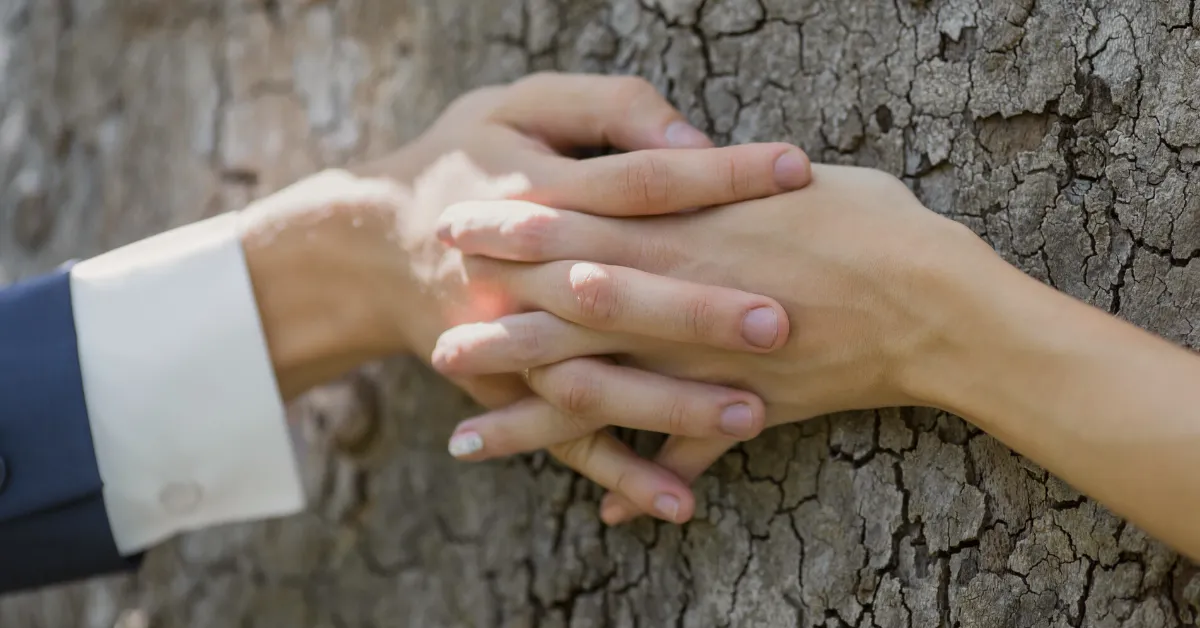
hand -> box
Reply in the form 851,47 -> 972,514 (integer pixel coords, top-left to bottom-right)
237,73 -> 815,521
431,164 -> 999,524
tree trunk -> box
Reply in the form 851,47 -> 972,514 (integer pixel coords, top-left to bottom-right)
2,0 -> 1199,626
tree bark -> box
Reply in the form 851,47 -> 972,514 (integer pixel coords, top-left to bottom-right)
2,0 -> 1199,626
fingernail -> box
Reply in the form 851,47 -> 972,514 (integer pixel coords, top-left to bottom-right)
741,307 -> 779,348
665,121 -> 712,148
653,494 -> 681,522
720,403 -> 757,438
773,150 -> 811,189
448,431 -> 484,458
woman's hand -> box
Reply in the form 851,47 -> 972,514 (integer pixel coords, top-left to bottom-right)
435,161 -> 1200,562
431,164 -> 1000,523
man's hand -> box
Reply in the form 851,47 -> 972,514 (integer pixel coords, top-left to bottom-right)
431,164 -> 1000,524
237,73 -> 815,523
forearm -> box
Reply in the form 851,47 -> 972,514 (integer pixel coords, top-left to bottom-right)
242,225 -> 393,401
912,255 -> 1200,558
0,214 -> 310,594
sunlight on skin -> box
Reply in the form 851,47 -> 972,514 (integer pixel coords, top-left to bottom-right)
240,150 -> 533,330
239,151 -> 530,246
398,151 -> 532,328
235,149 -> 543,407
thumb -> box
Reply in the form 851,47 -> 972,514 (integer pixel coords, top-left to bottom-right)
599,436 -> 736,526
494,72 -> 712,151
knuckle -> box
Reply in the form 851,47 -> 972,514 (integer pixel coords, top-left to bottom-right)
560,409 -> 595,437
612,465 -> 633,499
613,76 -> 657,108
620,156 -> 671,210
511,318 -> 547,364
558,370 -> 602,416
551,433 -> 600,469
609,77 -> 661,138
723,155 -> 752,198
665,396 -> 692,436
570,264 -> 622,326
683,296 -> 719,340
506,211 -> 556,260
592,76 -> 660,146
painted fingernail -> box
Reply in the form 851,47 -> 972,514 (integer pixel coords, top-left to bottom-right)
741,307 -> 779,348
720,403 -> 757,438
654,494 -> 681,522
665,121 -> 712,148
448,431 -> 484,458
773,150 -> 811,189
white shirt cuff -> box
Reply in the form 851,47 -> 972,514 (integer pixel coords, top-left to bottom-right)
69,211 -> 305,554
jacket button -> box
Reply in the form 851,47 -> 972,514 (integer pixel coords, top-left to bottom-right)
0,456 -> 7,493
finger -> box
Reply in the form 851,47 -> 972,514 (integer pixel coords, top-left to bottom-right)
445,359 -> 765,460
447,413 -> 697,524
436,201 -> 640,265
437,143 -> 810,228
530,359 -> 765,441
446,396 -> 566,460
495,72 -> 713,150
553,432 -> 696,523
504,261 -> 789,352
446,373 -> 530,410
598,436 -> 736,526
525,143 -> 812,216
432,312 -> 619,376
450,257 -> 791,353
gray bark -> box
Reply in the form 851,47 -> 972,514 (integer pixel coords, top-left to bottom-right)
2,0 -> 1199,626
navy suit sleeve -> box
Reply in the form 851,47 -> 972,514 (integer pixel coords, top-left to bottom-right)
0,269 -> 141,595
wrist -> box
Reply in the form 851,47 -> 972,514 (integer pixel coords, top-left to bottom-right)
891,222 -> 1038,415
240,170 -> 417,400
894,229 -> 1100,434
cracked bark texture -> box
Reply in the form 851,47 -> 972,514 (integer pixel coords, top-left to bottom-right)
2,0 -> 1200,626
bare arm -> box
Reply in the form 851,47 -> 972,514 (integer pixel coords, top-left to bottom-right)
432,163 -> 1200,558
911,254 -> 1200,559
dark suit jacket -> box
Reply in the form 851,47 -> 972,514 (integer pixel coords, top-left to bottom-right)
0,269 -> 140,594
